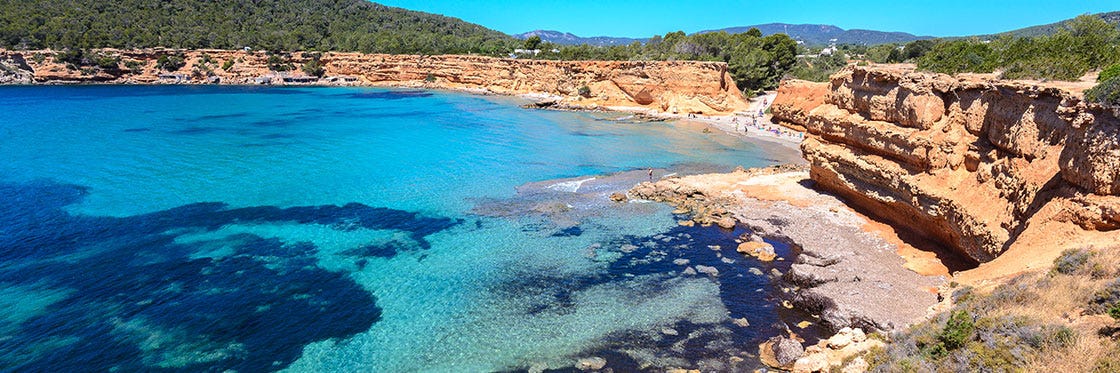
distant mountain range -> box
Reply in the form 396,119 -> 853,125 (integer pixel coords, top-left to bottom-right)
515,24 -> 930,47
697,23 -> 930,46
516,12 -> 1120,49
512,30 -> 645,46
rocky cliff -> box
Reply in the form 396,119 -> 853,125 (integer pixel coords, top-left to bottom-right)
0,49 -> 749,114
775,66 -> 1120,264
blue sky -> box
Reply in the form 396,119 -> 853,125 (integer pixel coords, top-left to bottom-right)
375,0 -> 1120,38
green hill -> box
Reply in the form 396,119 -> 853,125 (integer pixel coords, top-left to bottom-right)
0,0 -> 517,54
983,11 -> 1120,38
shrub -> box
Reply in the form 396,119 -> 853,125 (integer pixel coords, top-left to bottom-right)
1110,303 -> 1120,320
1054,248 -> 1093,275
156,54 -> 185,71
940,310 -> 975,350
577,85 -> 591,97
123,60 -> 143,74
221,59 -> 234,71
423,73 -> 436,82
31,52 -> 45,64
1041,325 -> 1078,348
301,59 -> 325,77
55,49 -> 85,67
1099,63 -> 1120,82
1090,279 -> 1120,314
266,53 -> 292,72
917,40 -> 996,75
1086,77 -> 1120,108
94,55 -> 119,70
1095,344 -> 1120,373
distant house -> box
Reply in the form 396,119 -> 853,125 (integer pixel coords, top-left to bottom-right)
511,49 -> 541,58
158,74 -> 188,83
282,76 -> 319,84
254,76 -> 273,85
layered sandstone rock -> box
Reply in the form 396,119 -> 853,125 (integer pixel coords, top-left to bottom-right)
770,79 -> 829,131
0,49 -> 749,114
780,65 -> 1120,263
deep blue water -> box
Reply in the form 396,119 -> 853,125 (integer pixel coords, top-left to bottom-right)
0,85 -> 812,372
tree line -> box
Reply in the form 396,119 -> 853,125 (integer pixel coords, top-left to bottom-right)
0,0 -> 799,93
524,29 -> 798,93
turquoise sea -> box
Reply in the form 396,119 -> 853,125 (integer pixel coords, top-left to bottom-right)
0,86 -> 814,371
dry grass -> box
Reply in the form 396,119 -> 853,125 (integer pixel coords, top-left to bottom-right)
867,246 -> 1120,372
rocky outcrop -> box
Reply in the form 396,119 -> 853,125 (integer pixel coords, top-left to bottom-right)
770,79 -> 829,131
787,65 -> 1120,263
0,48 -> 749,114
630,167 -> 943,333
0,52 -> 33,83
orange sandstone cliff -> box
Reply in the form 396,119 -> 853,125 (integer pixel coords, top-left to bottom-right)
773,66 -> 1119,265
0,49 -> 749,114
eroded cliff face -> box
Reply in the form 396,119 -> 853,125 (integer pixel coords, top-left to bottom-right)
0,49 -> 748,114
776,66 -> 1120,263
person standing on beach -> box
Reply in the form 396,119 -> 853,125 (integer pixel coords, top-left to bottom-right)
648,168 -> 654,182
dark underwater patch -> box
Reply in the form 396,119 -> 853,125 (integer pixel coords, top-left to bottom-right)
122,127 -> 152,132
342,90 -> 434,100
491,222 -> 819,370
180,113 -> 249,122
551,226 -> 583,237
0,179 -> 461,371
170,126 -> 226,135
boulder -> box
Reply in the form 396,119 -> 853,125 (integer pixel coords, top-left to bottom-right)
737,241 -> 777,261
827,331 -> 853,349
609,192 -> 628,202
770,336 -> 805,367
793,352 -> 829,373
716,216 -> 736,229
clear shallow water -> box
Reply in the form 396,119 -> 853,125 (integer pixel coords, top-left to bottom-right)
0,86 -> 811,371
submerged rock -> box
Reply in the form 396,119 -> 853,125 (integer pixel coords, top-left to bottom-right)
576,356 -> 607,371
609,192 -> 628,202
695,265 -> 719,277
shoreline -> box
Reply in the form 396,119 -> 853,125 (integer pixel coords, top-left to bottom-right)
626,165 -> 945,371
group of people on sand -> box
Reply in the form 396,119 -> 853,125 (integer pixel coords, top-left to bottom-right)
729,114 -> 804,140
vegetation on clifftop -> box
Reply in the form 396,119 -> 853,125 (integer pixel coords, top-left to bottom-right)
528,30 -> 798,91
863,247 -> 1120,372
0,0 -> 517,55
915,15 -> 1120,81
789,14 -> 1120,85
0,0 -> 798,92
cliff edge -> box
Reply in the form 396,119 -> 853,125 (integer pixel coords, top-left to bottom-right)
773,65 -> 1119,269
0,49 -> 749,115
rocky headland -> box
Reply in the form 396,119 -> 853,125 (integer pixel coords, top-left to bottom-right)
0,49 -> 749,115
629,64 -> 1119,371
774,66 -> 1119,279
